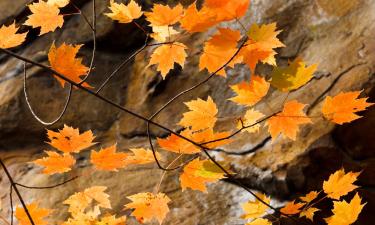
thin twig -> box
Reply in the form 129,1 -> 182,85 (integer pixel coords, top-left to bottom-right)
15,176 -> 79,189
9,185 -> 13,225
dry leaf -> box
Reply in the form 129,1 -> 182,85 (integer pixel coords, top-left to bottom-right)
230,75 -> 270,106
280,201 -> 306,215
238,109 -> 265,133
325,193 -> 365,225
91,145 -> 128,171
0,22 -> 28,49
241,193 -> 270,219
323,168 -> 360,200
33,151 -> 75,174
145,4 -> 183,26
105,0 -> 143,24
15,202 -> 52,225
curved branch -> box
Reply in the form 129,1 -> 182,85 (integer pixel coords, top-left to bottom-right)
23,62 -> 72,126
14,176 -> 79,189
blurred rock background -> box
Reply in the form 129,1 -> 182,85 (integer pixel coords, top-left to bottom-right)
0,0 -> 374,224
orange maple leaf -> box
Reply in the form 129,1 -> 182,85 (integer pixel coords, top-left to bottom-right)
238,43 -> 271,71
203,0 -> 250,23
180,3 -> 218,33
323,168 -> 361,200
300,191 -> 320,203
145,4 -> 183,26
280,201 -> 306,215
24,1 -> 64,35
105,0 -> 143,24
47,124 -> 96,153
230,75 -> 270,106
33,151 -> 75,174
124,192 -> 171,224
15,202 -> 52,225
199,28 -> 241,76
48,42 -> 90,88
267,100 -> 312,140
91,145 -> 128,171
0,22 -> 28,49
322,91 -> 374,124
148,42 -> 187,78
124,148 -> 163,166
180,158 -> 228,192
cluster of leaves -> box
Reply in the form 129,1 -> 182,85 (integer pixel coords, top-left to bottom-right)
0,0 -> 373,224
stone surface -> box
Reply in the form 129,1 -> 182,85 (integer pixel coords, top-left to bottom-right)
0,0 -> 374,224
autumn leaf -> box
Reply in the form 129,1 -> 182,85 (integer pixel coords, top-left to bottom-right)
300,191 -> 320,203
238,44 -> 271,71
124,192 -> 171,224
322,91 -> 374,124
24,1 -> 64,35
203,0 -> 250,23
280,201 -> 306,215
124,148 -> 163,165
47,0 -> 69,8
48,42 -> 90,88
15,202 -> 52,225
145,4 -> 183,26
230,75 -> 270,106
300,207 -> 320,221
180,4 -> 218,33
199,28 -> 241,76
241,193 -> 270,219
96,214 -> 126,225
47,125 -> 96,153
323,168 -> 360,200
151,26 -> 179,42
91,145 -> 128,171
0,22 -> 28,49
179,96 -> 218,131
180,158 -> 228,192
238,109 -> 265,133
33,151 -> 75,174
105,0 -> 143,24
148,42 -> 187,78
245,218 -> 272,225
325,193 -> 366,225
270,57 -> 318,92
267,100 -> 312,140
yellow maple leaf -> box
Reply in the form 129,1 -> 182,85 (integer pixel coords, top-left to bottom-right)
124,148 -> 163,165
245,218 -> 272,225
145,4 -> 183,26
148,42 -> 187,78
91,145 -> 128,171
267,100 -> 312,140
325,193 -> 366,225
24,1 -> 64,35
280,201 -> 306,215
105,0 -> 143,24
0,22 -> 28,49
151,26 -> 179,42
48,42 -> 90,88
300,191 -> 320,203
180,158 -> 228,192
323,168 -> 360,200
47,0 -> 69,8
300,207 -> 320,221
15,202 -> 52,225
322,91 -> 374,124
96,214 -> 126,225
47,124 -> 96,153
33,151 -> 75,174
179,96 -> 218,131
124,192 -> 171,224
230,75 -> 270,106
238,109 -> 265,133
241,193 -> 270,219
199,28 -> 242,76
270,57 -> 318,92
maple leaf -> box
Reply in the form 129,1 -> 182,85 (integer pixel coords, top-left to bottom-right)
151,26 -> 179,42
47,0 -> 69,8
245,218 -> 272,225
203,0 -> 250,23
124,148 -> 163,165
280,201 -> 306,215
322,91 -> 374,124
199,28 -> 241,76
96,214 -> 126,225
270,57 -> 318,92
267,100 -> 312,140
0,22 -> 28,49
48,42 -> 90,88
124,192 -> 171,224
145,4 -> 183,26
324,193 -> 366,225
238,109 -> 265,133
15,202 -> 52,225
323,168 -> 360,200
238,44 -> 271,71
47,125 -> 96,153
241,193 -> 270,219
300,191 -> 319,203
300,207 -> 320,221
105,0 -> 143,24
62,206 -> 101,225
180,3 -> 218,33
91,145 -> 128,171
24,1 -> 64,35
148,42 -> 187,78
180,158 -> 228,192
179,96 -> 218,131
33,151 -> 75,174
230,75 -> 270,106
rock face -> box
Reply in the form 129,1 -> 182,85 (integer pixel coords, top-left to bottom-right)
0,0 -> 374,224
